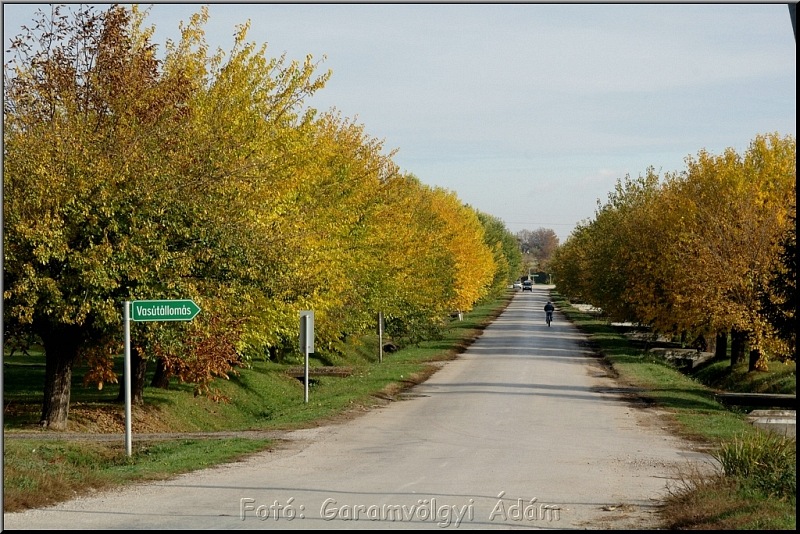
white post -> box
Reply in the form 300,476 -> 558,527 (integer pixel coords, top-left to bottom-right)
303,313 -> 310,404
124,301 -> 132,457
299,310 -> 314,403
377,311 -> 384,363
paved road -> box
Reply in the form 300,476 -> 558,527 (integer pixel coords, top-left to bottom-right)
3,286 -> 712,530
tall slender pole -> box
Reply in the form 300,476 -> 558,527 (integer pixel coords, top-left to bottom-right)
124,301 -> 132,457
304,314 -> 310,404
378,311 -> 384,363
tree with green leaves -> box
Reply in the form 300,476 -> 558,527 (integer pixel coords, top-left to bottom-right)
3,4 -> 331,427
4,4 -> 199,427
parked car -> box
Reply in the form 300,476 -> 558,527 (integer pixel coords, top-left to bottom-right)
522,280 -> 533,291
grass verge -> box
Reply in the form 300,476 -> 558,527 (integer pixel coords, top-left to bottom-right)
3,438 -> 272,512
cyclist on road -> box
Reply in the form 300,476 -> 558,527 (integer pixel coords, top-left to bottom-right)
544,300 -> 555,326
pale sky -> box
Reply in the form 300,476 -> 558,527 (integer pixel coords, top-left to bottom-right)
3,2 -> 797,242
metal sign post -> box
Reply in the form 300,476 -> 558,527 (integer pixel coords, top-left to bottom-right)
123,301 -> 132,457
300,311 -> 314,403
124,299 -> 201,456
377,311 -> 384,363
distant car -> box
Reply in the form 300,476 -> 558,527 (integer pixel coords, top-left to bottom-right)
512,281 -> 523,290
522,280 -> 533,291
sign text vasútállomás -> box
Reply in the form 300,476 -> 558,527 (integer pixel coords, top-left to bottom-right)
131,300 -> 201,322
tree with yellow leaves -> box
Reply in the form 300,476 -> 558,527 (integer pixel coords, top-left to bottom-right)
551,133 -> 795,371
663,133 -> 796,369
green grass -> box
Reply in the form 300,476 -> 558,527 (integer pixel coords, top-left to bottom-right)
3,289 -> 796,529
693,358 -> 797,395
2,438 -> 272,511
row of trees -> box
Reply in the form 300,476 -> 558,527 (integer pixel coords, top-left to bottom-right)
3,5 -> 523,429
551,133 -> 796,370
516,228 -> 559,279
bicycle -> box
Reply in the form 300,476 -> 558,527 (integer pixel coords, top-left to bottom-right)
544,300 -> 555,327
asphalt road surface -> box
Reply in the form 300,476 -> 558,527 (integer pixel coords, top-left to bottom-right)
3,286 -> 713,530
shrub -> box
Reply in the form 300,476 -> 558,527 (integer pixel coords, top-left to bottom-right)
712,431 -> 796,501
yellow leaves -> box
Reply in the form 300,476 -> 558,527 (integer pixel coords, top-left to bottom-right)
234,20 -> 251,44
553,133 -> 795,362
421,187 -> 496,312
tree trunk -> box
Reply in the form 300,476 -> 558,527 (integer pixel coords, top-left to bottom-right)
748,349 -> 761,372
116,348 -> 147,405
714,331 -> 728,360
150,357 -> 171,389
730,329 -> 747,367
38,327 -> 82,430
691,334 -> 708,352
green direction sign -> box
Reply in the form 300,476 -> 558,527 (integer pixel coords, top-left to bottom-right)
131,300 -> 201,322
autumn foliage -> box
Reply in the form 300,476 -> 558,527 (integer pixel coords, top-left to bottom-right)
551,133 -> 796,370
3,5 -> 520,428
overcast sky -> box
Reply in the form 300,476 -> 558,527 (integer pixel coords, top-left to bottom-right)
3,3 -> 796,242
